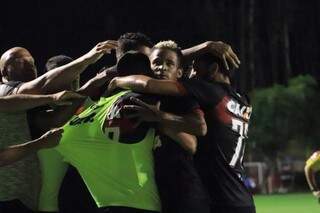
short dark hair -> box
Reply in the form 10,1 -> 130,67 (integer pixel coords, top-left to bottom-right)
118,32 -> 153,55
194,53 -> 234,79
44,55 -> 79,90
44,55 -> 73,72
117,51 -> 153,77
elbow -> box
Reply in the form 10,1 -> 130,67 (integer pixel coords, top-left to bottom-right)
198,122 -> 207,136
192,111 -> 207,136
182,140 -> 197,155
193,117 -> 207,136
183,135 -> 198,155
188,143 -> 197,155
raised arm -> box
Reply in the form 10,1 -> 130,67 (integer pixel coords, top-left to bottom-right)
77,67 -> 117,100
182,41 -> 240,70
0,91 -> 84,112
17,40 -> 118,95
108,75 -> 184,96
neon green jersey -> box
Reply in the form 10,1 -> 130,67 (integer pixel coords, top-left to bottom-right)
38,91 -> 160,212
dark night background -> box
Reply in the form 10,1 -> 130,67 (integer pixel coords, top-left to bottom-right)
0,0 -> 319,92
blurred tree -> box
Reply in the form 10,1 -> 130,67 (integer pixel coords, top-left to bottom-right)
247,75 -> 320,162
0,0 -> 320,89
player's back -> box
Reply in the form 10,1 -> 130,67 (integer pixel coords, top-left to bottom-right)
55,90 -> 161,211
181,79 -> 254,208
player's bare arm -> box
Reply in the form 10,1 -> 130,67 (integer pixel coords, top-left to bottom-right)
108,75 -> 183,96
123,97 -> 207,136
157,111 -> 207,136
0,91 -> 84,112
182,41 -> 240,70
77,67 -> 117,99
0,128 -> 63,167
160,128 -> 198,154
17,40 -> 118,94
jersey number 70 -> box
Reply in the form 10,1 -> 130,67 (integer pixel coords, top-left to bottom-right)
230,118 -> 248,167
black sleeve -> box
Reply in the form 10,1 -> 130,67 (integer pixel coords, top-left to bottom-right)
159,95 -> 201,115
180,78 -> 223,109
176,96 -> 201,114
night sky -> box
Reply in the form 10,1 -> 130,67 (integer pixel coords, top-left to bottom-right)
1,0 -> 319,92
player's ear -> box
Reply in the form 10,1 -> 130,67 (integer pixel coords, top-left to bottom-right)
176,68 -> 183,78
0,64 -> 8,81
209,62 -> 219,78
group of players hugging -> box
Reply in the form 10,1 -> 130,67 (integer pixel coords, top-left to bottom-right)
0,32 -> 257,213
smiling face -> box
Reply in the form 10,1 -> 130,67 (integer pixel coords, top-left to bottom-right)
149,48 -> 182,81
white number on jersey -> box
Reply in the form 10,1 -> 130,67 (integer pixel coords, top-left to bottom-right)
229,118 -> 248,167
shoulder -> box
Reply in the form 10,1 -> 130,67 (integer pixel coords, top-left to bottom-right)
310,151 -> 320,161
182,79 -> 227,106
306,151 -> 320,167
226,85 -> 251,107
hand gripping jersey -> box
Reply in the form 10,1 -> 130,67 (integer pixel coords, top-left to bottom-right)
179,79 -> 254,208
38,91 -> 160,212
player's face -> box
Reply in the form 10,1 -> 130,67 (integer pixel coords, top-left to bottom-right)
5,51 -> 37,82
149,49 -> 182,81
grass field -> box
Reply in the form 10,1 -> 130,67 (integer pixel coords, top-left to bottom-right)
254,193 -> 319,213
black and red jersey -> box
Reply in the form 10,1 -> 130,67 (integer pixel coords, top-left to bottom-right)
179,78 -> 254,208
154,95 -> 210,213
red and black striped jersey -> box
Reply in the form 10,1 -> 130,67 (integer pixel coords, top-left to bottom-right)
178,78 -> 254,207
